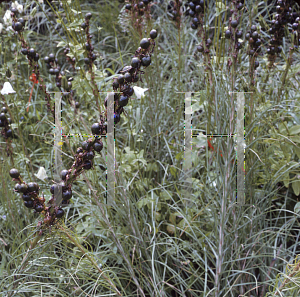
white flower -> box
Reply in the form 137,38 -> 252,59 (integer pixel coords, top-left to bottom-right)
34,167 -> 48,181
1,82 -> 16,95
3,10 -> 12,26
133,86 -> 148,99
0,23 -> 3,34
11,1 -> 23,14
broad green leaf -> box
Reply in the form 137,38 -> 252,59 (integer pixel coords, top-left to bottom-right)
57,41 -> 67,48
289,125 -> 300,136
292,181 -> 300,196
294,201 -> 300,213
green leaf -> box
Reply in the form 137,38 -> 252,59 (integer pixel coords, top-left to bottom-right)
57,41 -> 67,48
30,7 -> 37,17
170,166 -> 177,178
137,197 -> 148,209
295,201 -> 300,213
283,172 -> 290,188
292,181 -> 300,196
289,125 -> 300,136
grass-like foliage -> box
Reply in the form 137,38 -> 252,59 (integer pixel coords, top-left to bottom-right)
0,0 -> 300,296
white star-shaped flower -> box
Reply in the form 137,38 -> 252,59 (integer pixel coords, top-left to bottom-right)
133,86 -> 148,99
3,10 -> 12,26
34,166 -> 48,181
11,1 -> 23,14
1,82 -> 16,95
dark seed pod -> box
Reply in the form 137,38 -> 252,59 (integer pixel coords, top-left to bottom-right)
126,86 -> 134,96
22,194 -> 32,201
236,30 -> 242,38
50,184 -> 59,194
119,95 -> 129,107
131,57 -> 140,68
124,72 -> 132,82
91,123 -> 101,135
125,3 -> 132,10
48,53 -> 55,62
140,38 -> 150,49
141,56 -> 151,66
56,208 -> 65,218
60,169 -> 69,180
231,20 -> 238,28
252,31 -> 258,39
62,189 -> 72,200
34,53 -> 39,61
82,141 -> 91,151
19,183 -> 28,193
197,45 -> 204,52
85,12 -> 92,20
83,160 -> 92,170
35,204 -> 44,212
225,30 -> 231,39
117,75 -> 125,84
113,79 -> 119,88
9,168 -> 20,178
60,181 -> 67,191
192,17 -> 199,25
24,200 -> 34,208
14,22 -> 23,31
21,48 -> 28,55
189,10 -> 195,17
28,182 -> 39,192
114,113 -> 121,124
11,8 -> 18,14
28,48 -> 36,58
14,183 -> 21,192
86,151 -> 94,160
18,18 -> 25,26
149,29 -> 157,39
195,5 -> 201,12
93,141 -> 103,152
81,22 -> 87,29
85,42 -> 91,50
189,2 -> 195,10
191,23 -> 198,30
6,129 -> 13,138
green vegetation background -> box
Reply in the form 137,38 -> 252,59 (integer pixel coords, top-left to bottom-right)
1,0 -> 300,296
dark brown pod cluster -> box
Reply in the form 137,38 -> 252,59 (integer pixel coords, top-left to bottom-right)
245,25 -> 261,64
122,0 -> 153,35
82,13 -> 97,67
267,0 -> 294,65
105,30 -> 157,125
167,0 -> 182,24
0,106 -> 13,139
63,46 -> 76,70
49,121 -> 105,209
9,168 -> 64,227
185,0 -> 205,30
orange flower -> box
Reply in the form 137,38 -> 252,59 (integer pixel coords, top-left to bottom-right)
27,73 -> 38,112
